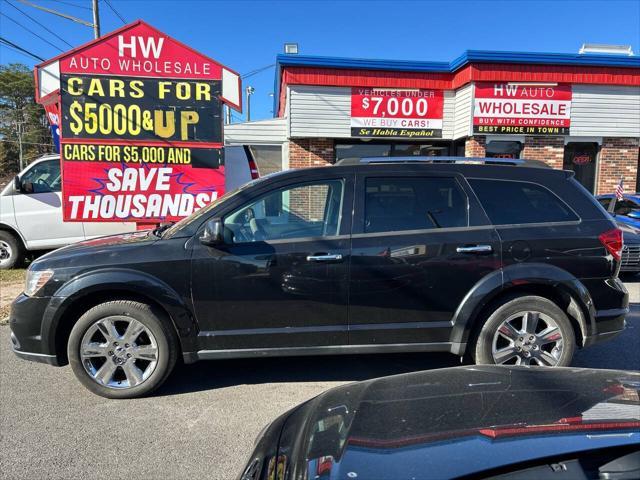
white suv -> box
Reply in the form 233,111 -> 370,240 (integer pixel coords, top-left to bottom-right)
0,155 -> 136,269
0,149 -> 258,269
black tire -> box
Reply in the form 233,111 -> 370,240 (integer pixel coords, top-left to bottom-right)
473,295 -> 575,367
68,300 -> 178,399
0,230 -> 24,270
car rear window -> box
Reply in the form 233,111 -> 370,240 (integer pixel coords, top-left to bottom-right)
468,178 -> 579,225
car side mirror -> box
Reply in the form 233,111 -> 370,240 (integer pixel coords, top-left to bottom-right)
200,218 -> 224,246
13,175 -> 22,193
627,210 -> 640,219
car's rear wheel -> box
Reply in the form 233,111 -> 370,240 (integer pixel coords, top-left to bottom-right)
0,230 -> 24,270
474,295 -> 575,367
68,300 -> 178,399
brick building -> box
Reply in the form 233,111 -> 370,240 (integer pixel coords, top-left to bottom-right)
225,49 -> 640,194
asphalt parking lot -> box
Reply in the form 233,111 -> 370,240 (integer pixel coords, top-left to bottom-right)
1,300 -> 639,479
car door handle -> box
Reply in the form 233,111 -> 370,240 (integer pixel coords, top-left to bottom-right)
456,245 -> 493,254
306,253 -> 344,262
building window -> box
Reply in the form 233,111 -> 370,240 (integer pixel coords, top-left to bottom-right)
248,145 -> 283,176
636,149 -> 640,193
563,143 -> 598,193
335,142 -> 391,162
335,141 -> 452,162
486,141 -> 522,159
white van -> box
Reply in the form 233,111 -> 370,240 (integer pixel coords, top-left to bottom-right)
0,148 -> 256,269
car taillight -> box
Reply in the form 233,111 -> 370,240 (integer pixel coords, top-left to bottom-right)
248,158 -> 259,180
599,228 -> 623,261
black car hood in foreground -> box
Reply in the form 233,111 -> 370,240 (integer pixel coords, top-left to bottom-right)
33,230 -> 158,269
246,366 -> 640,480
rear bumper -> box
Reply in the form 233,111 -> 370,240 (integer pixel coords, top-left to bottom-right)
578,276 -> 628,347
8,293 -> 61,366
583,307 -> 627,347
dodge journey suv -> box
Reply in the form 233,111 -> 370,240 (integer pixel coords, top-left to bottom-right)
10,157 -> 628,398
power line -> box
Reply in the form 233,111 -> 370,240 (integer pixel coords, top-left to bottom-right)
53,0 -> 92,11
0,12 -> 64,52
0,36 -> 45,61
0,139 -> 53,148
102,0 -> 126,24
241,64 -> 275,79
15,0 -> 93,27
4,0 -> 75,49
0,41 -> 42,61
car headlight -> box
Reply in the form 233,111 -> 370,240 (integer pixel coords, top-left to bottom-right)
24,269 -> 54,296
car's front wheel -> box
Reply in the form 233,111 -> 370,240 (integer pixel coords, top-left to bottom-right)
474,295 -> 575,367
68,300 -> 178,399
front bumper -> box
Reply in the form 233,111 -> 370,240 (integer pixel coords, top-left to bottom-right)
9,293 -> 61,366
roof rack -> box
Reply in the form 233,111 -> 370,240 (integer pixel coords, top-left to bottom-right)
335,156 -> 550,168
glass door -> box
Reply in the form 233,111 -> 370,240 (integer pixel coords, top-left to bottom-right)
563,143 -> 598,193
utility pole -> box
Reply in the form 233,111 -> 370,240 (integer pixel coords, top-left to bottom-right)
246,86 -> 255,122
15,107 -> 25,171
17,121 -> 24,171
92,0 -> 101,39
225,105 -> 231,124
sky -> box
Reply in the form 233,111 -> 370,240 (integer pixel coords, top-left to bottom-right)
1,0 -> 639,121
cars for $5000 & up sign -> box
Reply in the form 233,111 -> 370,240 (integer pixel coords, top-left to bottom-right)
34,21 -> 241,222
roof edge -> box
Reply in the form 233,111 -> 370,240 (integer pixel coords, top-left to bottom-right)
276,49 -> 640,73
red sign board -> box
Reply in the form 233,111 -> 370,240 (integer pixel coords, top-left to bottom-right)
351,87 -> 444,138
473,82 -> 572,135
35,21 -> 241,222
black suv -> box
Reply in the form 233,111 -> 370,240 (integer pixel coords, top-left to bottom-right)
9,157 -> 628,398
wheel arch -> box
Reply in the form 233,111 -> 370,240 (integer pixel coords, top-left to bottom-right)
0,222 -> 27,249
42,268 -> 198,365
450,263 -> 595,353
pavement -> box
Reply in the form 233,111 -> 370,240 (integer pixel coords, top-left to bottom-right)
0,293 -> 638,479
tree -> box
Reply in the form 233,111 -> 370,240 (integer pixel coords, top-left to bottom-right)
0,63 -> 53,181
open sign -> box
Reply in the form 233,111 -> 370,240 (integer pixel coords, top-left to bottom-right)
573,154 -> 592,165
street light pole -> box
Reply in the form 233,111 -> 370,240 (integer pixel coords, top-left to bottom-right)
246,86 -> 255,122
92,0 -> 101,39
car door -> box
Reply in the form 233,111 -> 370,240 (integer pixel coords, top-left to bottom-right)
190,173 -> 354,351
12,159 -> 85,249
348,172 -> 501,345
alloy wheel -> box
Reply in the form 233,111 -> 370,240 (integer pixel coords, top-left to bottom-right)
491,311 -> 564,366
80,316 -> 159,389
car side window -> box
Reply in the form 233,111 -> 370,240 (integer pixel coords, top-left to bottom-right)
469,178 -> 579,225
224,179 -> 344,243
20,160 -> 61,193
597,198 -> 614,210
614,199 -> 639,216
364,177 -> 467,234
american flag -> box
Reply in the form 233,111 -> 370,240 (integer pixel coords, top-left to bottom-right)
615,176 -> 625,201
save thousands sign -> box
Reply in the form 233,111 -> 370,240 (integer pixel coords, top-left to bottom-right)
351,88 -> 444,138
473,82 -> 572,135
35,21 -> 241,222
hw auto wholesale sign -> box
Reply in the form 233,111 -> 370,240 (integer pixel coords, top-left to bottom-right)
351,88 -> 444,138
473,82 -> 572,135
35,21 -> 241,222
